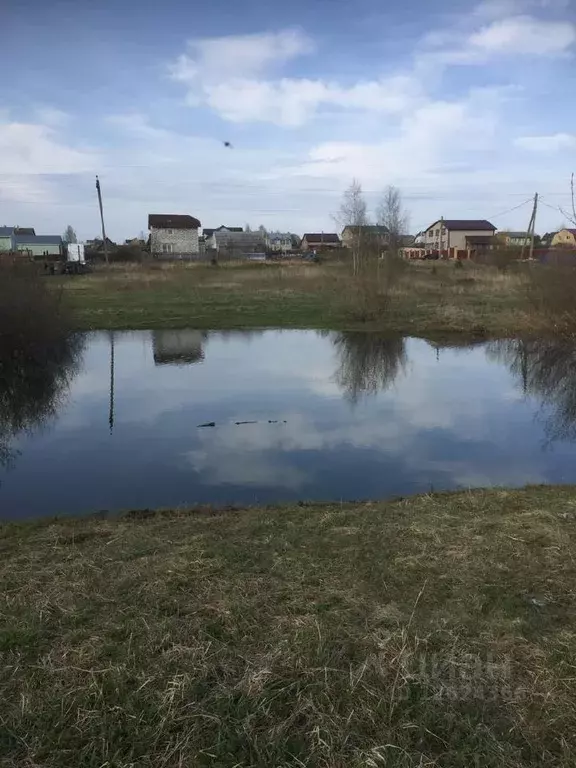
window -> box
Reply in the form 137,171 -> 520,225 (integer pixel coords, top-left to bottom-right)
435,228 -> 440,236
166,229 -> 173,234
162,243 -> 173,253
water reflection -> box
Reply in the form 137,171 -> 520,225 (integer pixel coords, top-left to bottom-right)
153,330 -> 207,366
489,339 -> 576,442
332,333 -> 406,401
0,334 -> 83,469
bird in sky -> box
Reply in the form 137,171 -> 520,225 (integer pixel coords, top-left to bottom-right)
223,141 -> 233,148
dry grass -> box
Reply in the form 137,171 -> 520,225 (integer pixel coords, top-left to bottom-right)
53,258 -> 575,336
2,486 -> 576,766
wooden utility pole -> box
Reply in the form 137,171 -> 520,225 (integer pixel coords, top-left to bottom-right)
521,193 -> 538,261
95,175 -> 109,265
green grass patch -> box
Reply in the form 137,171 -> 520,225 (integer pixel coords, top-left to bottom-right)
2,486 -> 576,765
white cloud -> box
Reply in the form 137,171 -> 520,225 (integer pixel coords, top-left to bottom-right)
469,15 -> 576,54
169,29 -> 421,126
170,29 -> 314,83
514,132 -> 576,151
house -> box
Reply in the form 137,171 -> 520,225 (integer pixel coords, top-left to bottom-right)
210,230 -> 266,256
501,231 -> 531,248
203,225 -> 243,240
301,233 -> 341,250
414,231 -> 426,245
540,232 -> 557,248
341,225 -> 390,249
149,213 -> 201,258
14,234 -> 63,258
552,229 -> 576,248
14,227 -> 36,236
0,226 -> 15,252
266,231 -> 294,252
423,219 -> 496,257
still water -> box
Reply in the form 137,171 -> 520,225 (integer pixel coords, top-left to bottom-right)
2,329 -> 576,519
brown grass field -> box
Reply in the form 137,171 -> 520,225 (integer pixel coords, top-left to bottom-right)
2,486 -> 576,766
56,259 -> 557,337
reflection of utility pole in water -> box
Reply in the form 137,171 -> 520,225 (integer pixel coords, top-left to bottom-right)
520,340 -> 528,396
108,330 -> 115,434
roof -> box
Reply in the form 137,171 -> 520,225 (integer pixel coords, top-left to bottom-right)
14,235 -> 62,245
15,227 -> 36,235
427,219 -> 496,232
303,233 -> 340,243
204,226 -> 243,238
0,226 -> 14,237
148,214 -> 201,230
342,225 -> 390,235
212,231 -> 266,249
560,228 -> 576,236
505,231 -> 529,238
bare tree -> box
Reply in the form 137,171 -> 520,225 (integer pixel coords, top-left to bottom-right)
63,225 -> 77,244
376,186 -> 409,255
335,179 -> 369,275
559,172 -> 576,226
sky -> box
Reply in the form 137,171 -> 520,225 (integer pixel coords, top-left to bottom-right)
1,0 -> 575,240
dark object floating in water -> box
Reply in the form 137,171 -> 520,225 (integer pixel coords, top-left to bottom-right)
235,420 -> 258,425
197,422 -> 216,428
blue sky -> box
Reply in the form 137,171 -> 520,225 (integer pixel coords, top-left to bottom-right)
1,0 -> 575,239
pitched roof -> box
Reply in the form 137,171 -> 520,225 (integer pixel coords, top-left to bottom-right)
15,227 -> 36,235
14,234 -> 62,245
342,225 -> 390,234
0,226 -> 14,237
148,214 -> 201,230
212,231 -> 266,249
203,226 -> 243,238
561,228 -> 576,236
427,219 -> 496,231
303,233 -> 340,243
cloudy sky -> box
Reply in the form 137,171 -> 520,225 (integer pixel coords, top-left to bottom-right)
1,0 -> 575,239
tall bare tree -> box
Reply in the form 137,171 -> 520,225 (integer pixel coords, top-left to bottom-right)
559,172 -> 576,227
376,186 -> 409,255
336,179 -> 369,275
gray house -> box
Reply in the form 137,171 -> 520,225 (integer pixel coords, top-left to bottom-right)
14,234 -> 63,257
149,214 -> 201,259
210,230 -> 266,257
0,227 -> 14,252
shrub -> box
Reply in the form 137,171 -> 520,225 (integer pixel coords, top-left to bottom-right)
525,263 -> 576,330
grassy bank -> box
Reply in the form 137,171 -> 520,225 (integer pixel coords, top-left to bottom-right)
2,486 -> 576,766
58,260 -> 538,336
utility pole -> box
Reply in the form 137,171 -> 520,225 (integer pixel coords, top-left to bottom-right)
108,330 -> 115,435
95,175 -> 109,265
521,193 -> 538,261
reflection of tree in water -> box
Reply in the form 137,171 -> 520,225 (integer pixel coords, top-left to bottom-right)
333,333 -> 406,401
0,335 -> 84,469
488,339 -> 576,441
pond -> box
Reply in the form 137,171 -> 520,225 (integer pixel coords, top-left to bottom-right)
2,329 -> 576,520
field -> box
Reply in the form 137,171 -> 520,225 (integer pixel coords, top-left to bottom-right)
57,259 -> 542,336
2,486 -> 576,766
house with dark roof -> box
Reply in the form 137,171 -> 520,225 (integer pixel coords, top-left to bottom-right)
301,233 -> 341,251
423,219 -> 496,257
14,234 -> 63,257
148,214 -> 201,258
341,225 -> 390,249
209,230 -> 266,256
552,228 -> 576,248
203,225 -> 243,241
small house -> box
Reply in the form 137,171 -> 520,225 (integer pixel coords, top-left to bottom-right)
0,227 -> 14,252
552,229 -> 576,248
301,233 -> 341,250
501,231 -> 531,248
149,214 -> 201,258
14,234 -> 63,258
341,225 -> 390,248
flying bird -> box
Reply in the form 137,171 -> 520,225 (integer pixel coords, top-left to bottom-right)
223,141 -> 233,148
